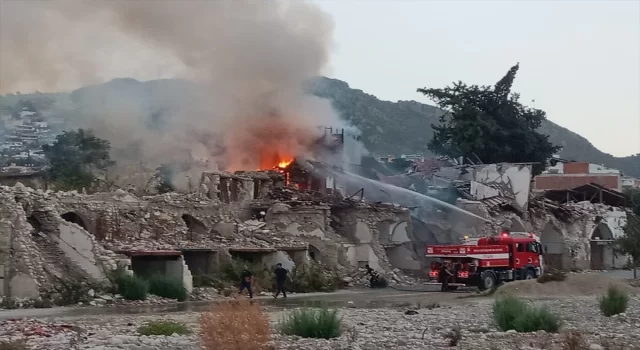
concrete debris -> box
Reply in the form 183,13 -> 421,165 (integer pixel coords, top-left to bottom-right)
0,168 -> 419,303
1,161 -> 635,305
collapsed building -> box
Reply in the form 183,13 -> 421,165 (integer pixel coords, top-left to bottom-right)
0,146 -> 417,299
378,160 -> 636,272
2,118 -> 635,299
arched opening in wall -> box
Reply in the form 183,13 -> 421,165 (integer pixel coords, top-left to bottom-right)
308,245 -> 322,263
590,223 -> 615,270
27,215 -> 43,235
389,222 -> 409,243
181,214 -> 208,241
540,222 -> 566,270
60,212 -> 88,230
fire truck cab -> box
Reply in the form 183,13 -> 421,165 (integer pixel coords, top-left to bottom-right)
426,231 -> 544,291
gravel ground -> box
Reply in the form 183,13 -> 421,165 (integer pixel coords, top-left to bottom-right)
1,294 -> 639,350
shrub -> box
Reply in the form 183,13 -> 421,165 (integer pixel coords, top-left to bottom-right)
200,299 -> 270,350
493,296 -> 561,333
537,269 -> 567,284
147,275 -> 188,301
0,340 -> 28,350
116,275 -> 149,301
33,298 -> 53,309
279,307 -> 342,339
55,279 -> 92,305
289,264 -> 340,293
493,296 -> 528,331
599,286 -> 629,317
137,320 -> 191,336
106,264 -> 129,293
512,306 -> 562,333
0,296 -> 18,309
213,259 -> 340,294
217,259 -> 274,293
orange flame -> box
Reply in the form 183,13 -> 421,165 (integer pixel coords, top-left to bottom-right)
277,159 -> 293,169
224,116 -> 316,171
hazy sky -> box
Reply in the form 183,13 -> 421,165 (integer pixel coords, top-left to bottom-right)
314,0 -> 640,157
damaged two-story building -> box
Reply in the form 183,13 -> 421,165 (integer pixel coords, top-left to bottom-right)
378,160 -> 636,272
0,162 -> 419,298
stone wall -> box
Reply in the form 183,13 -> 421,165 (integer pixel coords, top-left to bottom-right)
1,175 -> 421,296
330,204 -> 415,271
0,188 -> 48,297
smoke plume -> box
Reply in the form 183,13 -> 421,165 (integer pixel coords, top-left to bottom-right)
0,0 -> 340,188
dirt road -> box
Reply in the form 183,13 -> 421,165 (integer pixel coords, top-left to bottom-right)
0,287 -> 469,321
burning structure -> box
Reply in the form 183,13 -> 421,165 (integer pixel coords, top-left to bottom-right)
0,124 -> 419,299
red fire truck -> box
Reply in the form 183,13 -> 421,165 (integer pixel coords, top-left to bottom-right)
426,231 -> 544,291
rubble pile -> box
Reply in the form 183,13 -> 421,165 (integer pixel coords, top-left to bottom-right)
344,267 -> 425,288
1,166 -> 421,304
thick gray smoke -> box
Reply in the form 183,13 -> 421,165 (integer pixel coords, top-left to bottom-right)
0,0 -> 343,189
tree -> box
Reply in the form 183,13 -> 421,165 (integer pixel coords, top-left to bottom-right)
616,214 -> 640,279
418,63 -> 560,174
623,188 -> 640,216
42,129 -> 114,190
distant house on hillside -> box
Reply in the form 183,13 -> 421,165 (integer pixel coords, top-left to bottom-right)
534,161 -> 622,192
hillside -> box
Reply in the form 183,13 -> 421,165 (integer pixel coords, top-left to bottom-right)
1,77 -> 638,177
308,77 -> 640,177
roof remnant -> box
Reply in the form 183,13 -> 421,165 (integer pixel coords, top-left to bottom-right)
543,183 -> 629,207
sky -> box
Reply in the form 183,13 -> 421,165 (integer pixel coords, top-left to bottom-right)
314,0 -> 640,157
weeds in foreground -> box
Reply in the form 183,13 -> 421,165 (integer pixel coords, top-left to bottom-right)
279,307 -> 342,339
493,296 -> 562,333
599,286 -> 629,317
0,340 -> 28,350
147,275 -> 188,301
200,299 -> 270,350
137,320 -> 191,336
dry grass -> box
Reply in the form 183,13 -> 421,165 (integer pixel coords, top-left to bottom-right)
200,299 -> 271,350
562,331 -> 588,350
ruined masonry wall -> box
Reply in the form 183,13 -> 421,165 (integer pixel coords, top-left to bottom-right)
265,203 -> 343,268
331,206 -> 414,272
0,191 -> 49,297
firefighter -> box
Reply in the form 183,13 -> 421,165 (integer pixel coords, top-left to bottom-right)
440,262 -> 454,292
365,264 -> 379,288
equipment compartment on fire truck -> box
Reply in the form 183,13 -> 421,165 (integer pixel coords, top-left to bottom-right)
425,232 -> 544,291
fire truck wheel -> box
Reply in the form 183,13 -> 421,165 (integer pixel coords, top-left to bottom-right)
480,271 -> 496,291
524,268 -> 536,280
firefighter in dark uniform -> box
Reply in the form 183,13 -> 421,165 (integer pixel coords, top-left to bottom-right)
439,262 -> 454,292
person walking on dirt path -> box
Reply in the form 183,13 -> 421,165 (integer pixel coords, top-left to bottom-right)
239,265 -> 253,299
273,263 -> 290,299
440,263 -> 454,292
